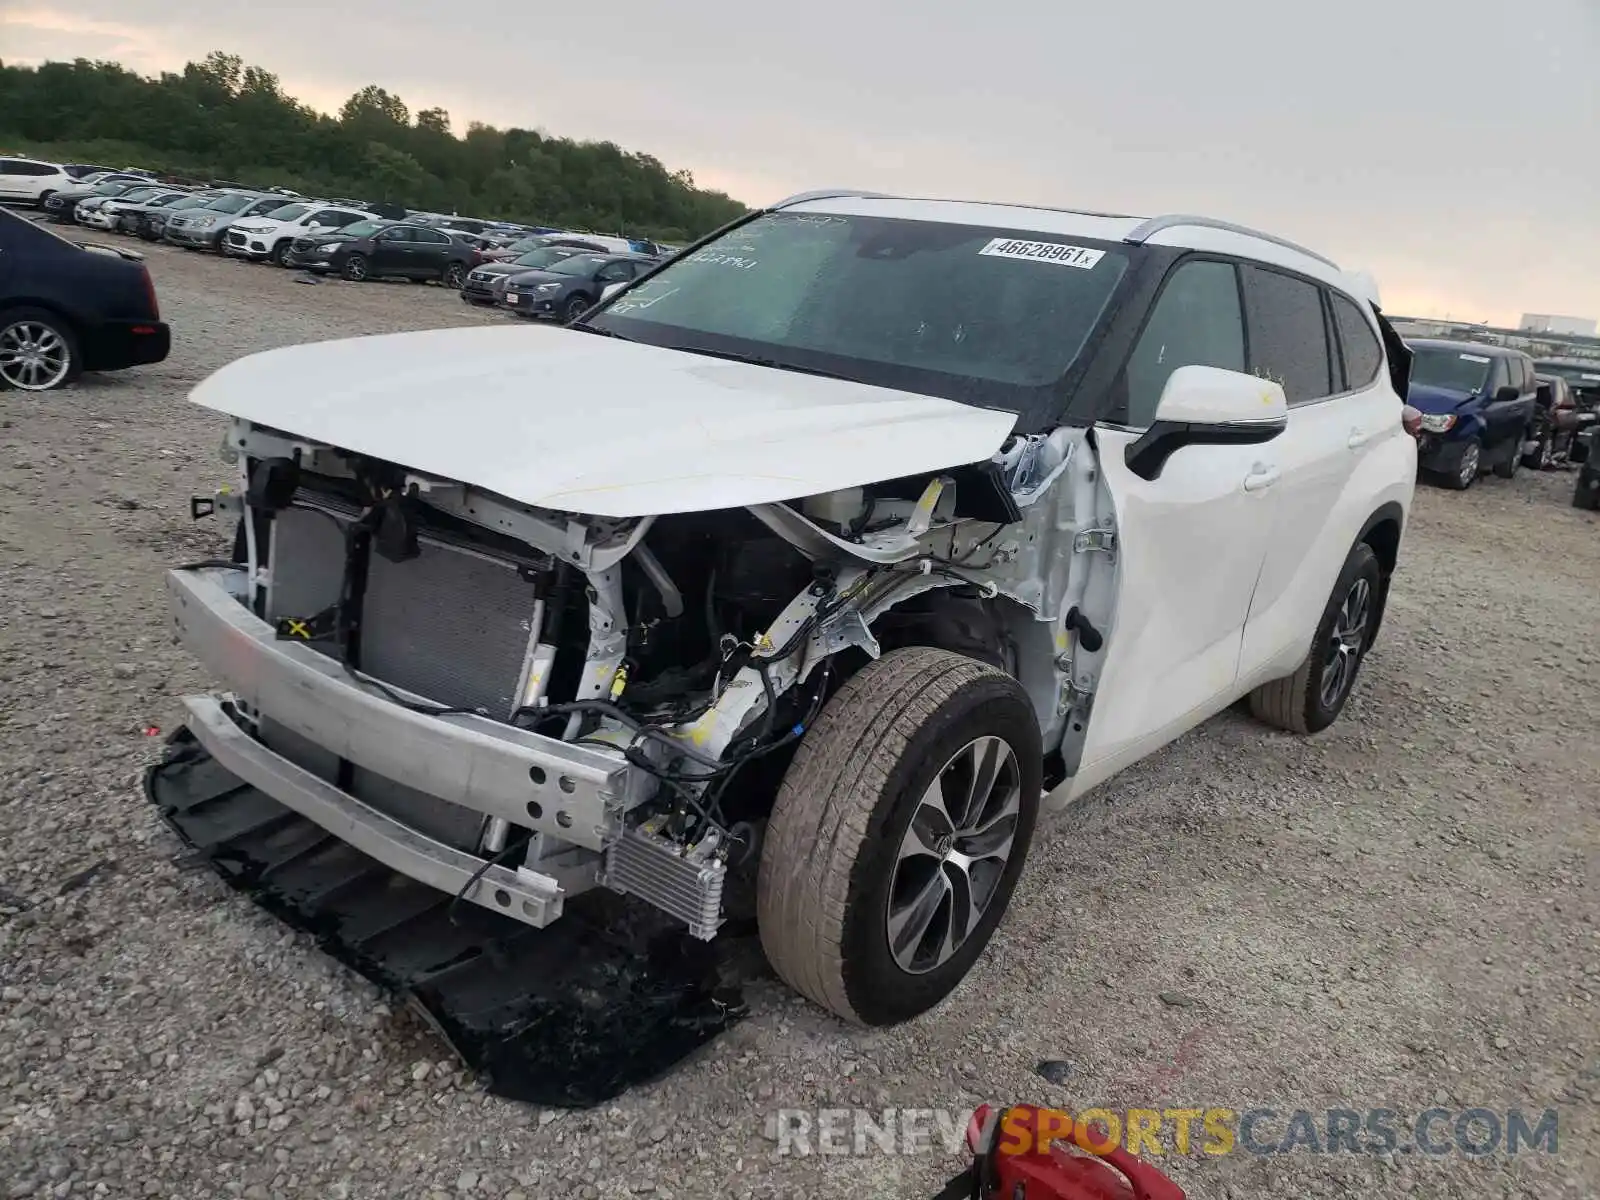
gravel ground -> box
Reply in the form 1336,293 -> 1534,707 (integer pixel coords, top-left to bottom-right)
1,243 -> 1597,1200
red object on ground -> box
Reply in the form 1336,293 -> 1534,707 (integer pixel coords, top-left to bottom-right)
937,1104 -> 1186,1200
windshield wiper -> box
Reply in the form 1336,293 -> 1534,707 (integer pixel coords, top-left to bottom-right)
568,323 -> 633,341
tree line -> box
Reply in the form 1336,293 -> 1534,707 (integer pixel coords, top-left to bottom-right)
0,53 -> 749,242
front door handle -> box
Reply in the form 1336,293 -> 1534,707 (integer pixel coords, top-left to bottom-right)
1347,427 -> 1372,449
1243,465 -> 1281,492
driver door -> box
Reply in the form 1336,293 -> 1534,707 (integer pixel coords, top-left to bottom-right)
1070,258 -> 1280,795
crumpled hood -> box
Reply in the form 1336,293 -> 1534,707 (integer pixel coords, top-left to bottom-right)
189,326 -> 1019,518
1407,382 -> 1479,414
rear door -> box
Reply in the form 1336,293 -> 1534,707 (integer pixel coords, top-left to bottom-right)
410,227 -> 453,276
1239,273 -> 1392,676
1078,257 -> 1280,784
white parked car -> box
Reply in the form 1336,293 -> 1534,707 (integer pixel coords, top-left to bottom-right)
78,186 -> 189,231
155,191 -> 1416,1051
0,157 -> 73,207
224,201 -> 376,265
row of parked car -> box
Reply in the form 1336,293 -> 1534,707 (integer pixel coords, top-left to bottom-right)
1403,338 -> 1599,505
17,162 -> 676,323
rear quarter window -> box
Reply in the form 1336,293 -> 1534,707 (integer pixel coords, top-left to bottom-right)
1330,293 -> 1384,391
1240,265 -> 1335,404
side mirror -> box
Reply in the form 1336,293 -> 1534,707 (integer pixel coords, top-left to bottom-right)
1125,365 -> 1288,481
1494,385 -> 1521,404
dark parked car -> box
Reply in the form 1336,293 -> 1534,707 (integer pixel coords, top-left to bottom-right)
499,251 -> 655,321
285,220 -> 475,285
0,208 -> 169,392
42,179 -> 144,223
1534,358 -> 1600,462
459,244 -> 603,305
1406,339 -> 1538,489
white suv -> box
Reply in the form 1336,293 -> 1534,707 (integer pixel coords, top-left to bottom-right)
0,157 -> 72,207
224,201 -> 375,265
158,191 -> 1416,1050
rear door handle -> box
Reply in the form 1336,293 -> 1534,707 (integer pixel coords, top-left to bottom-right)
1347,427 -> 1372,449
1243,465 -> 1281,492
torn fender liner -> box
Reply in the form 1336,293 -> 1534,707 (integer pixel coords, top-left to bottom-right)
144,727 -> 746,1106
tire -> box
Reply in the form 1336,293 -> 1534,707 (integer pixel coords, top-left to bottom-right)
37,190 -> 55,210
269,240 -> 291,267
1249,543 -> 1381,736
442,262 -> 466,289
1574,470 -> 1600,511
757,647 -> 1042,1026
564,294 -> 592,323
341,253 -> 368,282
0,307 -> 82,392
1493,436 -> 1521,479
1441,438 -> 1481,490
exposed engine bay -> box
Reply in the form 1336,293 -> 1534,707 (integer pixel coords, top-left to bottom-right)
168,416 -> 1119,941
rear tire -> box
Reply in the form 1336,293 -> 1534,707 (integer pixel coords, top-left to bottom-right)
443,262 -> 466,289
1249,543 -> 1381,735
37,190 -> 55,209
758,647 -> 1041,1026
1575,470 -> 1600,511
0,307 -> 82,392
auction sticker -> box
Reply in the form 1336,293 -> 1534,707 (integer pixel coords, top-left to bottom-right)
979,238 -> 1104,269
1459,354 -> 1491,363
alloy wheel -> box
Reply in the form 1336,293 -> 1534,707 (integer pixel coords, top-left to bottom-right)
1458,441 -> 1480,487
1320,577 -> 1371,710
886,735 -> 1022,974
0,321 -> 72,391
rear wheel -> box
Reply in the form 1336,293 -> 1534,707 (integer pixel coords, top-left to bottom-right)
1249,543 -> 1381,735
0,308 -> 81,392
37,190 -> 55,209
442,262 -> 466,289
758,647 -> 1041,1025
341,253 -> 369,282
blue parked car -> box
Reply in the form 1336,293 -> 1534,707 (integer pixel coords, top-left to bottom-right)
1407,339 -> 1538,489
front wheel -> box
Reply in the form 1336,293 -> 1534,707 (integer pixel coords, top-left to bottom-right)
563,294 -> 592,323
1249,543 -> 1381,735
758,647 -> 1042,1026
341,253 -> 369,282
442,262 -> 466,289
269,240 -> 291,267
1441,438 -> 1481,490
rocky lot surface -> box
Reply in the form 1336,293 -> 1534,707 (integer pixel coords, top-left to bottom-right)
1,242 -> 1597,1199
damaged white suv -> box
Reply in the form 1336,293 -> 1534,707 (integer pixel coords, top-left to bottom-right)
160,191 -> 1416,1037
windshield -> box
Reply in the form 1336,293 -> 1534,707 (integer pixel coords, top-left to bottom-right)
91,183 -> 129,196
589,211 -> 1130,411
1410,347 -> 1494,393
511,247 -> 582,269
546,254 -> 611,277
167,196 -> 209,211
336,219 -> 388,238
207,194 -> 263,214
117,187 -> 159,203
263,203 -> 309,221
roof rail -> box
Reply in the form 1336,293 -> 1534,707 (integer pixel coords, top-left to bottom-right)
1123,214 -> 1340,270
768,189 -> 894,210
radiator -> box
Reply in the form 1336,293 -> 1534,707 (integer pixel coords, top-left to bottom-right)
260,500 -> 543,850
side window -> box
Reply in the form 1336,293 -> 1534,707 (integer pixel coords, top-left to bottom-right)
1240,265 -> 1334,405
26,163 -> 58,176
0,160 -> 19,175
378,227 -> 412,242
595,261 -> 633,283
1123,259 -> 1245,426
1330,293 -> 1384,391
415,229 -> 450,245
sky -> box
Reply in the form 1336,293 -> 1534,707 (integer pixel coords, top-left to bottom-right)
4,0 -> 1597,325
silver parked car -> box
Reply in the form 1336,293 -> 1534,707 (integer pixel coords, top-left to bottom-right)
163,191 -> 286,252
